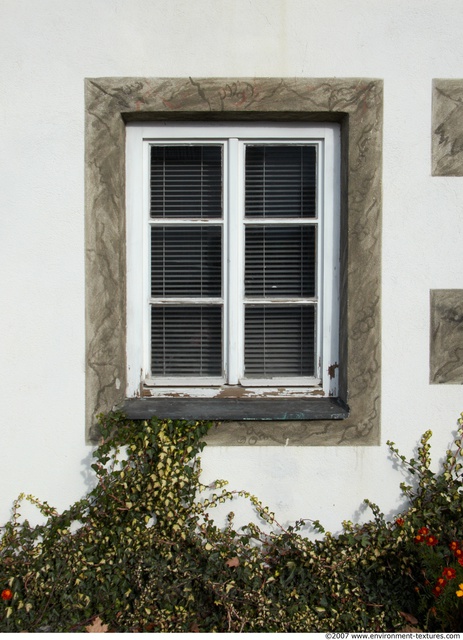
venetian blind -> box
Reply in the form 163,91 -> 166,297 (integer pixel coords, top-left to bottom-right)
245,145 -> 316,218
150,145 -> 223,378
150,146 -> 222,218
244,145 -> 317,378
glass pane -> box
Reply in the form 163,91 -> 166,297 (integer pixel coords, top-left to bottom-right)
245,226 -> 316,297
151,306 -> 222,377
245,305 -> 315,377
151,226 -> 222,297
245,145 -> 316,218
151,146 -> 222,218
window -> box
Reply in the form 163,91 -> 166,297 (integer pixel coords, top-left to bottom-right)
126,123 -> 340,402
85,77 -> 382,444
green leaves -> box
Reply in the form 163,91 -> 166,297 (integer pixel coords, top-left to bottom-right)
2,413 -> 463,632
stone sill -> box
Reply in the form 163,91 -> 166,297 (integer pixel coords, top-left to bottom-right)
122,397 -> 349,422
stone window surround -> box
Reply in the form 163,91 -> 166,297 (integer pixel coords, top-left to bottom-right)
430,289 -> 463,384
85,77 -> 382,446
432,79 -> 463,177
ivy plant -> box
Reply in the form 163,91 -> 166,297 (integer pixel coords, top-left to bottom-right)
1,412 -> 463,632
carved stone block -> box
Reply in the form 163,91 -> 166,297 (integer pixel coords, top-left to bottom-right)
430,289 -> 463,383
432,80 -> 463,176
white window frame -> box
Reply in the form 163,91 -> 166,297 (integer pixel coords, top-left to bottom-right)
126,122 -> 340,400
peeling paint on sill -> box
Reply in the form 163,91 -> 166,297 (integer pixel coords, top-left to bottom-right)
140,385 -> 326,399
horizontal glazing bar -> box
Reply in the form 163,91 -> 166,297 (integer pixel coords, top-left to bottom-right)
150,298 -> 223,304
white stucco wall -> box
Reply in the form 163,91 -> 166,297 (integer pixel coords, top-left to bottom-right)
1,0 -> 463,532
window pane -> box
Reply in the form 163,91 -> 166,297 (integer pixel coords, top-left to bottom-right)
151,146 -> 222,218
151,306 -> 222,376
245,145 -> 316,218
151,226 -> 222,297
245,225 -> 316,297
245,305 -> 315,377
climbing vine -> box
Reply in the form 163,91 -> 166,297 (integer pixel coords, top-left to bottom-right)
1,412 -> 463,632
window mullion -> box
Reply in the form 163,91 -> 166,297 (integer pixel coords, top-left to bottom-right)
227,138 -> 243,384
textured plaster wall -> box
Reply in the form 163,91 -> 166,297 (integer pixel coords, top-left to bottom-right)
1,0 -> 463,531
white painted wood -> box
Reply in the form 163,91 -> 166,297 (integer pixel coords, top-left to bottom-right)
149,218 -> 224,224
142,139 -> 152,389
142,385 -> 326,398
320,125 -> 341,393
149,297 -> 223,305
128,122 -> 337,140
144,377 -> 225,387
227,138 -> 244,384
242,298 -> 318,304
125,125 -> 145,397
126,122 -> 340,396
241,377 -> 321,387
243,218 -> 318,225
